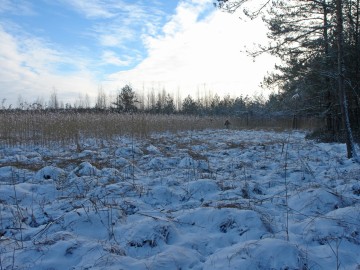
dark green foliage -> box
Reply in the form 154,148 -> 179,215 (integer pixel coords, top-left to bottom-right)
182,95 -> 200,115
163,94 -> 176,114
113,85 -> 138,113
153,93 -> 176,114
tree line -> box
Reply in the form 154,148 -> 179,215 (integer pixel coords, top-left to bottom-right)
1,85 -> 279,117
2,80 -> 356,123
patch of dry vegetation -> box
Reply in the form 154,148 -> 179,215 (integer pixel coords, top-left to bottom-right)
0,111 -> 225,146
0,111 -> 322,147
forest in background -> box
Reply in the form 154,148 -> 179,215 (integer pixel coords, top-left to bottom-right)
1,0 -> 360,147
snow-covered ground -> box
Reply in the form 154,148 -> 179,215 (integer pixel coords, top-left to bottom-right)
0,129 -> 359,270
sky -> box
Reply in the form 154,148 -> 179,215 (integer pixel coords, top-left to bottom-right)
0,0 -> 276,107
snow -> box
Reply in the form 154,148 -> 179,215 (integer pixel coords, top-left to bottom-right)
0,129 -> 359,269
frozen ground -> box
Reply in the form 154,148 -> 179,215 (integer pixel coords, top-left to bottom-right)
0,129 -> 359,269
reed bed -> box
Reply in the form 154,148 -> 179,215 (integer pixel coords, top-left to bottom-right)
0,111 -> 322,147
0,111 -> 221,146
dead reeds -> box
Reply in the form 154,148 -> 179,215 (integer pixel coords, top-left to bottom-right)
0,111 -> 223,146
0,110 -> 322,147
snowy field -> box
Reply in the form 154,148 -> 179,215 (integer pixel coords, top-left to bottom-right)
0,129 -> 359,269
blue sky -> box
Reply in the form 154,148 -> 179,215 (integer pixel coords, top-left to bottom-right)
0,0 -> 275,107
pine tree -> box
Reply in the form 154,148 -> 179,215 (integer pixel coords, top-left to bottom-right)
113,85 -> 138,113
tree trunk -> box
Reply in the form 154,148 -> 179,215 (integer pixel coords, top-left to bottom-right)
336,0 -> 357,159
323,0 -> 334,132
356,0 -> 360,130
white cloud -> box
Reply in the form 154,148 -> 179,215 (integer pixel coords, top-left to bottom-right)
101,50 -> 132,66
94,23 -> 135,48
162,1 -> 201,35
59,0 -> 117,19
0,25 -> 99,106
103,0 -> 277,99
62,0 -> 166,49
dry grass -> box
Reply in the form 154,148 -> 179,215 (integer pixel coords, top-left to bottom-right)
0,111 -> 322,147
0,111 -> 224,146
229,115 -> 323,130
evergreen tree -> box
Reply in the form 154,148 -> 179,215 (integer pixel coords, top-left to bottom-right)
163,94 -> 176,114
113,85 -> 138,113
182,95 -> 199,114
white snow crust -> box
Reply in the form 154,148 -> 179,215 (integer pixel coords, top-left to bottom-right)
0,129 -> 359,269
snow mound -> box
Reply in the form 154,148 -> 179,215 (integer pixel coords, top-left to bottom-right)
72,161 -> 100,176
115,146 -> 144,157
34,165 -> 66,182
148,157 -> 168,170
204,238 -> 307,270
146,144 -> 161,154
179,156 -> 197,168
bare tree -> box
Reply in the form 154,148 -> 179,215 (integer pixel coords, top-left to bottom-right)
95,87 -> 107,110
49,88 -> 59,109
84,93 -> 91,109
